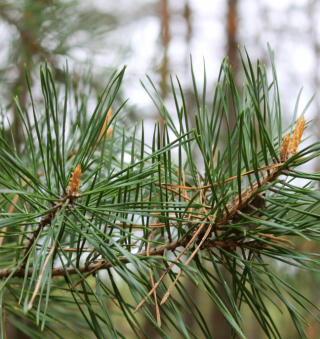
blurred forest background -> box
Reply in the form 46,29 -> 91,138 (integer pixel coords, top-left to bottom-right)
1,0 -> 320,338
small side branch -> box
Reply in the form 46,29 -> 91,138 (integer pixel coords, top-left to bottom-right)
21,213 -> 53,268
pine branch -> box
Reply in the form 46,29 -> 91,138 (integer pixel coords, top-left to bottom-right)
0,230 -> 278,280
1,48 -> 319,338
2,163 -> 294,280
21,211 -> 55,268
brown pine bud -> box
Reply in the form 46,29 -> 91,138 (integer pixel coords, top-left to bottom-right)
288,115 -> 305,157
98,107 -> 113,142
280,134 -> 290,162
68,164 -> 81,195
279,115 -> 305,162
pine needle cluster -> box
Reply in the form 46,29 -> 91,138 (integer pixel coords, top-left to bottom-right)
0,45 -> 320,339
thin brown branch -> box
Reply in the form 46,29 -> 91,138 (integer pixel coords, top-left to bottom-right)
0,229 -> 294,281
215,168 -> 279,229
21,219 -> 46,268
0,238 -> 187,279
21,195 -> 76,267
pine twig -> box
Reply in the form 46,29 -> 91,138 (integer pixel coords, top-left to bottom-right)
21,213 -> 53,268
0,228 -> 297,281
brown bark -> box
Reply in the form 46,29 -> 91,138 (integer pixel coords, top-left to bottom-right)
226,0 -> 239,130
159,0 -> 170,103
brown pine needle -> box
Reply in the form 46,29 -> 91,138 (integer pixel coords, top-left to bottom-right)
28,243 -> 56,310
68,164 -> 81,195
161,159 -> 305,191
209,144 -> 217,169
256,233 -> 292,243
156,184 -> 192,202
182,168 -> 187,199
212,145 -> 217,165
161,162 -> 284,190
133,222 -> 207,314
160,224 -> 213,305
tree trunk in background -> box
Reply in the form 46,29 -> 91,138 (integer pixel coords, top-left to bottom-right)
6,321 -> 30,339
226,0 -> 239,130
182,279 -> 199,335
227,0 -> 239,70
184,0 -> 192,71
158,0 -> 170,131
208,268 -> 232,339
142,303 -> 160,339
207,1 -> 240,338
